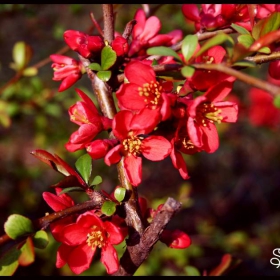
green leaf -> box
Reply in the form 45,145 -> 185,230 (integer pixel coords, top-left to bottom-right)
90,175 -> 102,186
252,18 -> 266,40
89,62 -> 101,71
58,186 -> 83,195
101,201 -> 117,216
18,237 -> 35,266
22,67 -> 38,77
181,65 -> 195,78
181,34 -> 198,63
260,11 -> 280,37
273,95 -> 280,108
114,187 -> 126,202
12,41 -> 28,70
101,46 -> 117,70
231,23 -> 250,35
75,153 -> 92,184
146,46 -> 182,62
0,246 -> 20,276
32,230 -> 49,249
237,34 -> 254,49
232,60 -> 256,68
195,33 -> 234,58
97,70 -> 112,81
258,46 -> 271,54
184,265 -> 201,276
4,214 -> 34,240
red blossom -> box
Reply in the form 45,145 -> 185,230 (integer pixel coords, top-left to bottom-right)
128,8 -> 182,57
65,89 -> 112,152
104,109 -> 171,186
50,54 -> 85,92
187,45 -> 230,92
111,36 -> 129,56
182,4 -> 251,32
116,61 -> 176,121
64,30 -> 104,58
56,211 -> 127,275
186,76 -> 238,153
248,86 -> 280,129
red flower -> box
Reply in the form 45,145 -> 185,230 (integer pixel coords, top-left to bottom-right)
56,211 -> 127,275
182,4 -> 251,32
43,188 -> 76,243
111,36 -> 129,56
128,8 -> 182,57
248,86 -> 280,129
65,88 -> 112,152
50,54 -> 85,92
64,30 -> 104,58
105,108 -> 172,186
116,61 -> 176,121
187,45 -> 230,92
187,76 -> 238,153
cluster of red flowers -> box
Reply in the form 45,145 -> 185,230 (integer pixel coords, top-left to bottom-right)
46,5 -> 280,275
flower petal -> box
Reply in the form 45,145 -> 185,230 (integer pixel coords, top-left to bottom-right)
101,244 -> 119,274
124,155 -> 142,187
141,136 -> 171,161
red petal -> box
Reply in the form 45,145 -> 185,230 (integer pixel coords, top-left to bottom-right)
68,243 -> 95,275
141,136 -> 171,161
124,61 -> 155,86
56,243 -> 74,268
42,192 -> 74,211
124,155 -> 142,187
160,229 -> 191,249
140,15 -> 161,41
201,123 -> 219,153
182,4 -> 200,21
101,244 -> 119,274
113,110 -> 133,140
103,221 -> 126,245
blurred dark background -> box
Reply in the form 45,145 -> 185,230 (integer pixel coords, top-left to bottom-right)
0,4 -> 280,276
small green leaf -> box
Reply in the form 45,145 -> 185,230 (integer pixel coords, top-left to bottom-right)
97,70 -> 112,81
232,60 -> 256,68
181,34 -> 198,63
231,23 -> 250,35
237,34 -> 254,49
89,62 -> 101,71
146,46 -> 182,62
184,265 -> 201,276
258,46 -> 271,54
58,186 -> 83,195
195,33 -> 234,57
22,67 -> 38,77
90,175 -> 102,186
75,153 -> 92,184
101,46 -> 117,70
181,65 -> 195,78
252,18 -> 266,40
32,230 -> 49,249
12,41 -> 32,70
273,95 -> 280,108
260,11 -> 280,37
0,246 -> 20,276
101,201 -> 117,216
4,214 -> 34,240
114,187 -> 126,202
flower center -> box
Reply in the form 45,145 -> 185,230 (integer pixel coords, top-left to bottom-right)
122,132 -> 143,157
86,225 -> 106,249
197,102 -> 223,126
70,108 -> 89,123
138,81 -> 162,109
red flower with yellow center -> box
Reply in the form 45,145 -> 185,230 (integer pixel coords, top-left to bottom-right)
56,211 -> 127,275
116,61 -> 176,121
187,76 -> 238,153
104,108 -> 172,186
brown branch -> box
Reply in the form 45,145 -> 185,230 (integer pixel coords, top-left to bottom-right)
122,19 -> 137,40
192,63 -> 280,97
102,4 -> 115,44
245,51 -> 280,64
0,195 -> 105,248
113,197 -> 182,276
